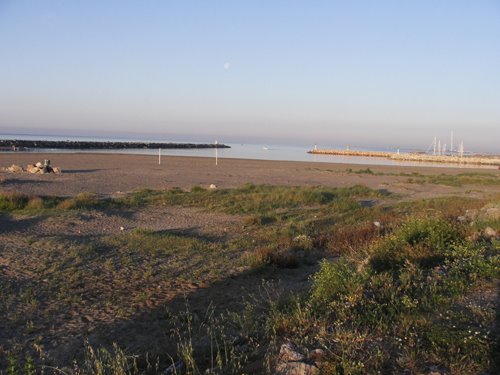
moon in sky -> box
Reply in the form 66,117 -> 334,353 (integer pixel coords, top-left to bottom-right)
223,62 -> 231,70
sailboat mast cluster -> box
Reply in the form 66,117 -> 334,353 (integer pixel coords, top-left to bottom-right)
309,131 -> 499,166
431,132 -> 464,157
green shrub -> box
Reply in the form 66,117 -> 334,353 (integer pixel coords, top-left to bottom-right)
310,259 -> 364,308
443,243 -> 500,295
0,193 -> 68,211
0,193 -> 29,211
421,322 -> 491,372
370,218 -> 463,272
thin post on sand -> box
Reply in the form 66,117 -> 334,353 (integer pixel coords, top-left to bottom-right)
215,140 -> 218,166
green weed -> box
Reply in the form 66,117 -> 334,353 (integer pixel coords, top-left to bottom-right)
369,217 -> 463,272
0,193 -> 30,211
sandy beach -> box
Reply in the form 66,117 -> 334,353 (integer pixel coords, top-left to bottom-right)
2,152 -> 499,199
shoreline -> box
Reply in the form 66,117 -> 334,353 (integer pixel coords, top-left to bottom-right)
3,150 -> 500,171
3,149 -> 499,170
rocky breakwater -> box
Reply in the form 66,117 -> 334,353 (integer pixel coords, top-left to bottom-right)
389,152 -> 500,166
4,160 -> 61,174
0,139 -> 230,150
309,149 -> 500,167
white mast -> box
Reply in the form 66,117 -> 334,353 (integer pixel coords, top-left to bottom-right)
433,137 -> 437,155
450,131 -> 454,155
438,140 -> 441,156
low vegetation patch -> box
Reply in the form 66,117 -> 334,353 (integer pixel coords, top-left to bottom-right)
268,216 -> 499,374
407,172 -> 500,187
1,185 -> 499,374
0,192 -> 124,213
343,168 -> 500,187
126,183 -> 385,215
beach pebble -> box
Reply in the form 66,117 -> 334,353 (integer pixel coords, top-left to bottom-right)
278,343 -> 306,363
275,361 -> 320,375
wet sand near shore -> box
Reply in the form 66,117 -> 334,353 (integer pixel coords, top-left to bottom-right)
1,152 -> 500,199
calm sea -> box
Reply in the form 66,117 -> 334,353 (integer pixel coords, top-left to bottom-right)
0,133 -> 495,169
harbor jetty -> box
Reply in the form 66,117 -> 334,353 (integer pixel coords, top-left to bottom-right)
308,149 -> 500,167
0,139 -> 230,150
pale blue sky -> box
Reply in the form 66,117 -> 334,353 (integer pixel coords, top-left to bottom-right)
0,1 -> 499,151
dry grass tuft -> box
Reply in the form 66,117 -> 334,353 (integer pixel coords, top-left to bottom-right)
26,197 -> 45,210
245,246 -> 300,268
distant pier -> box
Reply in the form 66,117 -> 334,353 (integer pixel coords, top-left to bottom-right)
0,139 -> 230,150
308,149 -> 500,167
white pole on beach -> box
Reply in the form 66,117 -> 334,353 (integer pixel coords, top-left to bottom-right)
158,148 -> 161,165
215,140 -> 218,166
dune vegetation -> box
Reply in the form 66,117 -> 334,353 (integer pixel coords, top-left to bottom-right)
0,183 -> 499,374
